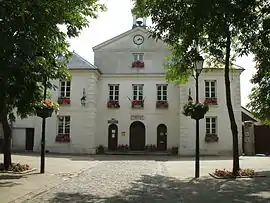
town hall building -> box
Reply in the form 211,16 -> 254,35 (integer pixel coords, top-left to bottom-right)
0,16 -> 244,155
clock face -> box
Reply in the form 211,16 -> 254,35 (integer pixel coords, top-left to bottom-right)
133,34 -> 144,45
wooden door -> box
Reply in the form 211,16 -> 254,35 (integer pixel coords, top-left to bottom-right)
157,124 -> 167,151
108,124 -> 118,151
130,121 -> 145,150
25,128 -> 34,151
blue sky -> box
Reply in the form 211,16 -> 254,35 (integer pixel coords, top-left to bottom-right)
68,0 -> 256,107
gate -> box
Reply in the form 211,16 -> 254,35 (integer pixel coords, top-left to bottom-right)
254,125 -> 270,155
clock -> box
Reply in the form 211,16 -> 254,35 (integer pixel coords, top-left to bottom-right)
133,34 -> 144,45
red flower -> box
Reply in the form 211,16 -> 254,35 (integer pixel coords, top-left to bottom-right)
44,100 -> 53,105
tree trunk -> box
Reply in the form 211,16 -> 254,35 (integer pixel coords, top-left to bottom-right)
0,78 -> 12,169
2,114 -> 12,169
225,28 -> 240,175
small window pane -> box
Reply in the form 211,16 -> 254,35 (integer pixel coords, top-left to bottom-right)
109,86 -> 113,91
66,86 -> 70,92
206,118 -> 210,123
139,95 -> 143,100
163,95 -> 167,101
157,95 -> 162,100
115,85 -> 119,91
115,90 -> 119,96
139,54 -> 144,61
157,86 -> 161,91
211,81 -> 215,87
205,92 -> 210,98
205,81 -> 209,87
66,92 -> 70,97
109,90 -> 113,95
133,86 -> 137,91
206,129 -> 211,134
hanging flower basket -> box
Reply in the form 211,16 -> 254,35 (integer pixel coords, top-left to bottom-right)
35,100 -> 59,118
156,101 -> 169,109
183,102 -> 209,120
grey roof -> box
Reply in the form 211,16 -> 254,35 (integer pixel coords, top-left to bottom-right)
67,52 -> 98,70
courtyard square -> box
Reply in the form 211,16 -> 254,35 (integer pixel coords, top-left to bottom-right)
1,154 -> 270,203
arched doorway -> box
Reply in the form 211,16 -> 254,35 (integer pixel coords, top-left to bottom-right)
129,121 -> 145,150
157,124 -> 167,151
108,124 -> 118,151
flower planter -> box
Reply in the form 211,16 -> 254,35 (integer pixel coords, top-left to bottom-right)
58,97 -> 71,105
183,102 -> 209,120
156,101 -> 169,109
107,101 -> 120,109
131,100 -> 144,109
36,107 -> 53,118
205,134 -> 219,142
132,60 -> 144,68
55,134 -> 71,143
204,98 -> 218,105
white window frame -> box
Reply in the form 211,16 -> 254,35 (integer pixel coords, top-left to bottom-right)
133,53 -> 144,61
206,117 -> 217,134
58,116 -> 71,135
205,80 -> 217,98
157,84 -> 168,101
132,84 -> 144,101
60,81 -> 71,98
108,84 -> 119,101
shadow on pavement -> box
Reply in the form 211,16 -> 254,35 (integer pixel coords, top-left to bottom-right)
45,173 -> 270,203
0,181 -> 21,188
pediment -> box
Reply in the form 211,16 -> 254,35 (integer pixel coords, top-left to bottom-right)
93,27 -> 169,52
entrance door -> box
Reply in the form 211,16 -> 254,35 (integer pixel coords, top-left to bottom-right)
130,121 -> 145,150
25,128 -> 34,151
157,124 -> 167,151
108,124 -> 118,151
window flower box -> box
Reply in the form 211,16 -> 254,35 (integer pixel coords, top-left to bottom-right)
156,101 -> 169,109
132,60 -> 144,68
204,98 -> 218,105
57,97 -> 71,105
107,100 -> 120,109
131,100 -> 144,109
55,134 -> 71,143
205,134 -> 219,143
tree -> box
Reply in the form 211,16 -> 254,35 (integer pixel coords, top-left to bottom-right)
0,0 -> 105,169
247,10 -> 270,125
132,0 -> 267,174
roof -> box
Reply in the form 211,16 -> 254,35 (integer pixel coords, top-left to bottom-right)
68,52 -> 98,70
241,106 -> 261,124
92,26 -> 149,51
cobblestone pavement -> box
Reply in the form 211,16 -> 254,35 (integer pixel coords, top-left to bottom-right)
24,160 -> 184,203
20,156 -> 270,203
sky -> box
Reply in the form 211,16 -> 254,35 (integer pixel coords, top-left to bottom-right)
68,0 -> 257,108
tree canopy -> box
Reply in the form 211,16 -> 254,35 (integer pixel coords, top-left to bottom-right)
0,0 -> 106,168
0,0 -> 105,121
247,12 -> 270,124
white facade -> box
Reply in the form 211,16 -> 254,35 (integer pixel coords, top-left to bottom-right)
0,25 -> 243,155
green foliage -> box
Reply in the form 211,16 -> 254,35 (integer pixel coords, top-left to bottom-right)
182,102 -> 209,120
247,12 -> 270,124
0,0 -> 106,122
132,0 -> 265,83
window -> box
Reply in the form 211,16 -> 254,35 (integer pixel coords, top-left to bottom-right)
133,84 -> 143,100
133,53 -> 144,61
60,81 -> 71,98
109,84 -> 119,101
58,116 -> 70,135
205,80 -> 216,98
206,117 -> 217,134
157,85 -> 168,101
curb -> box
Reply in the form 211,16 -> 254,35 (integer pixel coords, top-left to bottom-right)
9,161 -> 101,203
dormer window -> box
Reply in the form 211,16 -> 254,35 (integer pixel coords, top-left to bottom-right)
133,53 -> 144,61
